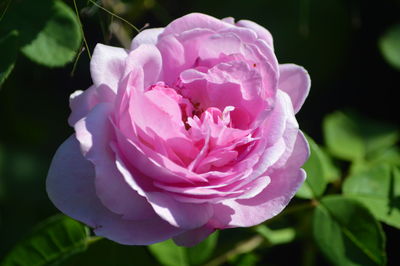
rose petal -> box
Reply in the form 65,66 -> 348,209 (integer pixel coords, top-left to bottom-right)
160,13 -> 232,37
236,20 -> 274,49
46,135 -> 183,245
90,44 -> 128,90
213,132 -> 309,227
74,103 -> 153,220
124,44 -> 163,88
173,226 -> 216,247
115,156 -> 214,229
131,28 -> 164,50
68,84 -> 115,126
278,64 -> 311,113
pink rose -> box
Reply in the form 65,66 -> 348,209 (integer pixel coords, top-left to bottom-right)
47,13 -> 310,246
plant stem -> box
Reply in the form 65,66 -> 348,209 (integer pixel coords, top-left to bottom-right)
73,0 -> 91,59
204,235 -> 264,266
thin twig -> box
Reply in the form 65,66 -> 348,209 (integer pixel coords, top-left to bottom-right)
204,235 -> 264,266
88,0 -> 140,33
70,45 -> 86,77
0,0 -> 12,22
73,0 -> 91,59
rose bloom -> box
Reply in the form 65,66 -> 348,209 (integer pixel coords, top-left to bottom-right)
47,13 -> 310,246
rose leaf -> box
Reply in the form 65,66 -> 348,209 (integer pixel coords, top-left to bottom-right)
313,195 -> 386,266
343,164 -> 400,229
379,24 -> 400,70
20,0 -> 82,67
0,215 -> 90,266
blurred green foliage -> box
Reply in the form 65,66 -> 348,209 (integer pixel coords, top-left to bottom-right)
0,0 -> 399,265
379,24 -> 400,70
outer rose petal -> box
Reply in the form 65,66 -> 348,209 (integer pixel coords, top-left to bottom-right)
236,20 -> 274,49
90,44 -> 128,90
46,135 -> 183,245
124,44 -> 163,87
131,28 -> 164,50
173,226 -> 216,247
160,13 -> 232,37
74,103 -> 153,220
278,64 -> 311,113
68,84 -> 115,126
212,132 -> 309,227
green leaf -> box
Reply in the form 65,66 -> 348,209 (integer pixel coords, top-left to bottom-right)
20,0 -> 82,67
0,0 -> 82,67
313,195 -> 386,266
296,136 -> 328,199
254,225 -> 295,245
351,146 -> 400,174
0,31 -> 18,86
379,24 -> 400,70
186,231 -> 219,266
343,164 -> 400,229
0,215 -> 90,266
148,232 -> 219,266
323,112 -> 365,161
319,146 -> 341,183
148,239 -> 188,266
323,111 -> 399,161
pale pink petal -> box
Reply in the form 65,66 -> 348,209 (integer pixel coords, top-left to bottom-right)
160,13 -> 232,37
131,28 -> 164,50
90,44 -> 128,90
46,135 -> 183,245
68,85 -> 115,126
221,17 -> 235,24
114,156 -> 214,229
278,64 -> 311,113
124,44 -> 163,88
212,132 -> 309,227
236,20 -> 274,49
173,226 -> 216,247
146,192 -> 214,229
74,103 -> 153,220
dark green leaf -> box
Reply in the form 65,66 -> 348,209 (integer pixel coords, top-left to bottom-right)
343,164 -> 400,229
148,239 -> 188,266
0,31 -> 18,86
297,136 -> 328,199
379,24 -> 400,70
0,0 -> 82,67
313,195 -> 386,266
20,0 -> 82,67
319,146 -> 341,183
323,111 -> 399,161
0,215 -> 90,266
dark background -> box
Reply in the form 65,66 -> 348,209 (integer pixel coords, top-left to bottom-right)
0,0 -> 399,264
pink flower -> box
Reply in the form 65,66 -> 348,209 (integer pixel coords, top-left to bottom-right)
47,13 -> 310,246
